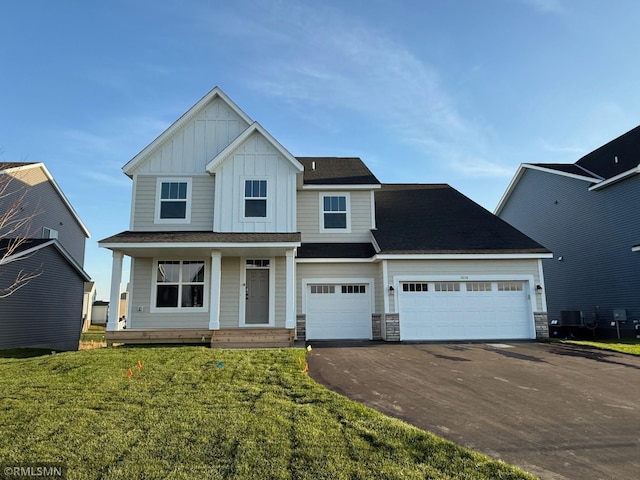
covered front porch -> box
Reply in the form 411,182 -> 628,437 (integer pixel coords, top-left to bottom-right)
98,231 -> 301,347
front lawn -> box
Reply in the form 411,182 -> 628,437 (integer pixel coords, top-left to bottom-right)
563,338 -> 640,356
0,347 -> 536,479
80,325 -> 106,343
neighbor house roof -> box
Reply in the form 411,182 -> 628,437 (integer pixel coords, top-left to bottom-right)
0,162 -> 91,238
297,157 -> 380,185
575,125 -> 640,179
0,238 -> 91,281
373,184 -> 550,255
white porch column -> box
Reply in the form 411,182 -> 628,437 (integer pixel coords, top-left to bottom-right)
107,251 -> 123,332
209,250 -> 222,330
285,249 -> 296,328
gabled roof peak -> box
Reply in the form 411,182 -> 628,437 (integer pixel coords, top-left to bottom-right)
122,86 -> 253,176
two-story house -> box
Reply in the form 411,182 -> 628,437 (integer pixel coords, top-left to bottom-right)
0,162 -> 91,350
99,87 -> 551,347
496,125 -> 640,338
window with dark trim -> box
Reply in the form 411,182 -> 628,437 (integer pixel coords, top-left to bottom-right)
323,195 -> 347,229
159,182 -> 188,219
244,180 -> 267,218
156,260 -> 205,308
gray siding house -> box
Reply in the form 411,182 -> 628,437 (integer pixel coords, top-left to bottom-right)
0,163 -> 91,350
496,126 -> 640,338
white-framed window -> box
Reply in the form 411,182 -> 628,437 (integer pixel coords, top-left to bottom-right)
310,285 -> 335,294
155,260 -> 205,309
434,282 -> 460,292
402,282 -> 429,292
244,180 -> 267,218
155,177 -> 192,224
341,285 -> 366,294
466,282 -> 492,292
42,227 -> 58,239
320,193 -> 350,232
497,281 -> 523,292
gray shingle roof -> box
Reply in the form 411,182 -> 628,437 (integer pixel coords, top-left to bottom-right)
297,243 -> 376,259
373,184 -> 550,254
576,125 -> 640,179
530,163 -> 601,179
99,231 -> 301,244
297,157 -> 380,185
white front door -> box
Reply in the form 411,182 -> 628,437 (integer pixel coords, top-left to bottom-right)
398,281 -> 533,340
306,283 -> 372,340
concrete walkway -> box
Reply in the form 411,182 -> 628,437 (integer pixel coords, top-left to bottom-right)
308,341 -> 640,480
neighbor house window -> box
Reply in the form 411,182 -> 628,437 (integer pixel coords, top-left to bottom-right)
155,178 -> 191,223
321,194 -> 349,230
156,260 -> 205,308
244,180 -> 267,218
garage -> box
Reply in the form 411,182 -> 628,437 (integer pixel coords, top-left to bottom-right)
305,283 -> 372,340
398,280 -> 533,341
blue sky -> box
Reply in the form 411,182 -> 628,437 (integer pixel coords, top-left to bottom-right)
2,0 -> 640,300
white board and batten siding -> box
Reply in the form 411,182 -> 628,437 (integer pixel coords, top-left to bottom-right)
213,131 -> 298,233
128,97 -> 249,176
297,190 -> 373,243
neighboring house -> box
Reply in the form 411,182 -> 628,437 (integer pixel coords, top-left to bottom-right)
91,300 -> 109,326
99,87 -> 551,346
496,125 -> 640,338
0,162 -> 91,350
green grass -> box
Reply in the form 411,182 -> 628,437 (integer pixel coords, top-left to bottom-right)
0,347 -> 536,480
80,325 -> 106,343
563,338 -> 640,356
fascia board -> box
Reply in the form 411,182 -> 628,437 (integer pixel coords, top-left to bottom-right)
98,241 -> 302,250
588,165 -> 640,191
296,257 -> 376,263
374,253 -> 554,260
123,87 -> 253,176
301,184 -> 382,190
206,122 -> 303,173
494,164 -> 527,216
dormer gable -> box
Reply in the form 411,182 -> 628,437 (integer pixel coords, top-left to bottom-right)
122,87 -> 253,177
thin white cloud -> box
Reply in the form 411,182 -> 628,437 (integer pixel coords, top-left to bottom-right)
208,1 -> 511,177
514,0 -> 565,14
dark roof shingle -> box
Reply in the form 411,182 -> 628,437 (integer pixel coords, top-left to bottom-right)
530,163 -> 601,179
99,231 -> 301,244
297,157 -> 380,185
297,243 -> 376,259
576,125 -> 640,179
373,184 -> 549,254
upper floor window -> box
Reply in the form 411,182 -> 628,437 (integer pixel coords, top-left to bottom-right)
155,178 -> 191,224
321,194 -> 350,231
245,180 -> 267,218
42,227 -> 58,239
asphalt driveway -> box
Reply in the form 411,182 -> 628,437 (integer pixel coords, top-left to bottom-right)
308,341 -> 640,480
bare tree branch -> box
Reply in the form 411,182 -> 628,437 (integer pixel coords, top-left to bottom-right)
0,161 -> 44,296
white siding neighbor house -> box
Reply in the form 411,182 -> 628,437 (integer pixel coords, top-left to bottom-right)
99,87 -> 551,347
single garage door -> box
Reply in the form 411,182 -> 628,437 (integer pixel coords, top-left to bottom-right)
398,281 -> 533,341
306,283 -> 372,340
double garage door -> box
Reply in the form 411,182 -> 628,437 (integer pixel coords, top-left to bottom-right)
306,283 -> 372,340
399,280 -> 533,341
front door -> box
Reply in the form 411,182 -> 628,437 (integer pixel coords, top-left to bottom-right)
245,269 -> 269,324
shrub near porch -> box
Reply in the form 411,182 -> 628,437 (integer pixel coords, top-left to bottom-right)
0,348 -> 536,479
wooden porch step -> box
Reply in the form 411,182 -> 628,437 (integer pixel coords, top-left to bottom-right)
105,329 -> 212,346
211,328 -> 294,349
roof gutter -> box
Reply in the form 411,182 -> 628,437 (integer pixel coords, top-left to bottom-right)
588,165 -> 640,191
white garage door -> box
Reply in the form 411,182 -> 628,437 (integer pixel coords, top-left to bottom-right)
399,281 -> 533,341
306,283 -> 372,340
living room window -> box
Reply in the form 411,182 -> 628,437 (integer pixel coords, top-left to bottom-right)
244,180 -> 267,218
155,178 -> 192,223
321,193 -> 350,231
155,260 -> 205,309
